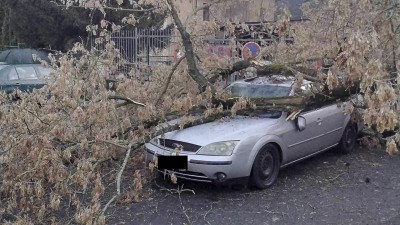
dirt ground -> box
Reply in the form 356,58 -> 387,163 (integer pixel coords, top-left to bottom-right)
108,145 -> 400,225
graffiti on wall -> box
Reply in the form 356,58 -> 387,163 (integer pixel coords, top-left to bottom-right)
205,44 -> 232,58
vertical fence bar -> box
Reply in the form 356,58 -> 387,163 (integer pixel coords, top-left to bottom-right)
130,29 -> 133,63
146,29 -> 149,66
117,31 -> 121,74
134,28 -> 137,65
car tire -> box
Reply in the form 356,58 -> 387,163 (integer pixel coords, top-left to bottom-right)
250,144 -> 280,189
337,123 -> 357,154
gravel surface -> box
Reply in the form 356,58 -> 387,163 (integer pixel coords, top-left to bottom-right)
108,146 -> 400,225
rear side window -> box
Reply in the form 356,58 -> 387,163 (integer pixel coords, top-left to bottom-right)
36,66 -> 52,77
300,84 -> 313,95
9,68 -> 19,80
16,66 -> 37,79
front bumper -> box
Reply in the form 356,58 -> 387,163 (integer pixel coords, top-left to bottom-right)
145,142 -> 248,183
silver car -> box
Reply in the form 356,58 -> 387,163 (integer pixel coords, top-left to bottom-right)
145,76 -> 361,189
0,63 -> 53,94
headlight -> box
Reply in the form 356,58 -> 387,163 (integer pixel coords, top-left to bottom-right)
196,141 -> 239,156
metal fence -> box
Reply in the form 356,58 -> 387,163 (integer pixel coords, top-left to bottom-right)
92,28 -> 178,75
98,28 -> 290,76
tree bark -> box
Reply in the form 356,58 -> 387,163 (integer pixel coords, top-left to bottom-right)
166,0 -> 213,92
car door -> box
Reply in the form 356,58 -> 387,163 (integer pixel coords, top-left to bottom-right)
1,66 -> 20,93
282,107 -> 328,162
0,65 -> 12,93
313,103 -> 347,148
282,82 -> 347,163
14,65 -> 43,92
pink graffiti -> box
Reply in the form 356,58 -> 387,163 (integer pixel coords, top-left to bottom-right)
205,45 -> 232,58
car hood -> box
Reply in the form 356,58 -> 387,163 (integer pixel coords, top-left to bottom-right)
161,116 -> 279,146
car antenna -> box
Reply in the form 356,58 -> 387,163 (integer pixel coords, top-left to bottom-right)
244,76 -> 258,82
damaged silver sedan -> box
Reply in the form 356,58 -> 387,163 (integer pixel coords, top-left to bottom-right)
145,76 -> 362,189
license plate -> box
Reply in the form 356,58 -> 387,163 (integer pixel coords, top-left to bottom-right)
158,155 -> 188,170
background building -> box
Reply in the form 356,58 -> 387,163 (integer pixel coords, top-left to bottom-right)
174,0 -> 304,24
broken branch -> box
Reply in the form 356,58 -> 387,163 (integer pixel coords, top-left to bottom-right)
155,55 -> 186,105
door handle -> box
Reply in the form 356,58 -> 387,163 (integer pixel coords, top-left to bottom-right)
316,118 -> 323,125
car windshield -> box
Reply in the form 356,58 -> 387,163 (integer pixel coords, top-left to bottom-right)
0,65 -> 7,70
228,83 -> 291,98
226,82 -> 292,118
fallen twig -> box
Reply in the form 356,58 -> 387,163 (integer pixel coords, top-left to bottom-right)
327,172 -> 346,182
178,186 -> 192,225
203,202 -> 214,225
98,143 -> 133,220
108,95 -> 146,107
117,144 -> 133,194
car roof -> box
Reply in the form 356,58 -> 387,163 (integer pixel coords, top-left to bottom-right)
231,76 -> 296,87
0,63 -> 50,71
232,75 -> 313,87
0,63 -> 44,66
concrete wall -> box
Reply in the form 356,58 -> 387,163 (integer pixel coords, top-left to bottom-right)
175,0 -> 276,23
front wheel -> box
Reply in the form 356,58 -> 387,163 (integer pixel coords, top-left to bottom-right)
337,124 -> 357,154
250,144 -> 281,189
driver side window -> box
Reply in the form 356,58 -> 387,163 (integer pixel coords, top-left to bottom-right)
299,83 -> 313,96
290,83 -> 316,115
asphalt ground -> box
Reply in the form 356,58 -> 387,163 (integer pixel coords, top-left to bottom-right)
108,146 -> 400,225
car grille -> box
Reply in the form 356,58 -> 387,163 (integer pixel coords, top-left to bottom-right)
160,169 -> 212,183
158,139 -> 201,152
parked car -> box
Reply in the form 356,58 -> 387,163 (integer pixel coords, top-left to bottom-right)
0,63 -> 53,94
145,76 -> 362,189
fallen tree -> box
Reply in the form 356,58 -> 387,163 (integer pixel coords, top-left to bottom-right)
0,0 -> 399,224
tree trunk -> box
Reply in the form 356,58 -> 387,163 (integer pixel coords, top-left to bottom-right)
166,0 -> 213,92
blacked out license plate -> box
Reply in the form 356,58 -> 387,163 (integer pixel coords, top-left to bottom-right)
158,155 -> 188,170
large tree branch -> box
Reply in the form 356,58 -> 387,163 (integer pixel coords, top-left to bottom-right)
209,59 -> 321,83
122,81 -> 359,140
285,66 -> 320,82
213,96 -> 306,109
166,0 -> 214,93
107,82 -> 355,149
211,60 -> 252,80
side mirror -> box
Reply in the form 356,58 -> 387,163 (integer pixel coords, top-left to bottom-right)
296,116 -> 306,131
